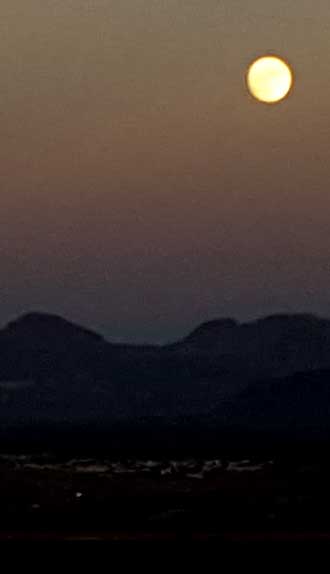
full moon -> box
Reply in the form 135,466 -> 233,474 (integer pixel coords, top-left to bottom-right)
246,56 -> 293,104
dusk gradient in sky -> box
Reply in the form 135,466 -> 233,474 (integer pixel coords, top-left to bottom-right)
1,1 -> 330,342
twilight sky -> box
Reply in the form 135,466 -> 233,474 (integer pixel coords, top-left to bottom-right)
0,0 -> 330,342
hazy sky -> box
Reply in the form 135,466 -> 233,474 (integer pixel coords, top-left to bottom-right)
1,1 -> 330,342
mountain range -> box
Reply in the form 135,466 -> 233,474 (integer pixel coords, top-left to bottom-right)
0,311 -> 330,446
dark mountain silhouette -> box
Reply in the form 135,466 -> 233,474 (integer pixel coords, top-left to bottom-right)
227,369 -> 330,437
0,311 -> 330,442
4,312 -> 104,346
174,318 -> 239,350
171,313 -> 330,377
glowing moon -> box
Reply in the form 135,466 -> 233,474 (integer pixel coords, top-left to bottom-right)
246,56 -> 293,104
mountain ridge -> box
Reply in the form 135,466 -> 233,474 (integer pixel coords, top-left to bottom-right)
0,310 -> 329,438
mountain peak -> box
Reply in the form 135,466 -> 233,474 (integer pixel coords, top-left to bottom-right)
4,312 -> 104,344
182,318 -> 239,348
256,313 -> 324,325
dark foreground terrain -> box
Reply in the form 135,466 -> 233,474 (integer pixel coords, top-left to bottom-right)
1,450 -> 330,541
